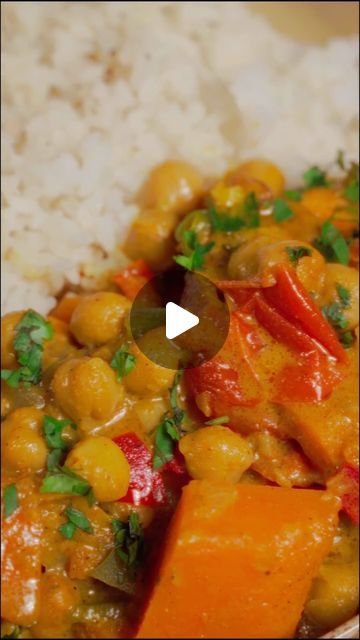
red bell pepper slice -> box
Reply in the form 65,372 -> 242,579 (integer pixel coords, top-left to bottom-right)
113,259 -> 154,300
327,464 -> 359,524
113,432 -> 167,507
185,313 -> 262,411
264,266 -> 347,362
254,293 -> 317,354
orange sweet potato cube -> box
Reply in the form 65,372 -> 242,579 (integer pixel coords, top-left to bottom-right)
137,481 -> 339,639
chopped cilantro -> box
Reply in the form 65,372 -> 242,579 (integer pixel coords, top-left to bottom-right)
40,466 -> 91,496
174,230 -> 214,271
241,192 -> 260,228
153,371 -> 185,469
340,330 -> 356,348
344,179 -> 359,204
286,246 -> 312,266
59,505 -> 93,539
4,484 -> 19,519
273,199 -> 294,222
313,220 -> 350,265
43,416 -> 76,451
1,310 -> 53,388
322,302 -> 348,332
284,190 -> 302,202
110,346 -> 136,381
336,284 -> 351,308
208,203 -> 244,232
112,513 -> 144,572
303,166 -> 328,189
205,416 -> 230,425
46,448 -> 63,472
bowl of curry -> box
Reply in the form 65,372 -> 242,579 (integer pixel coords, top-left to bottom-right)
1,157 -> 359,639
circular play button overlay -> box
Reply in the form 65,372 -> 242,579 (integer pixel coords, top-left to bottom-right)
129,268 -> 230,369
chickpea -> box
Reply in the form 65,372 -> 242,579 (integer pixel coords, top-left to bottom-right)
1,311 -> 24,369
323,263 -> 359,331
302,187 -> 356,236
138,160 -> 203,214
227,227 -> 287,280
179,426 -> 253,483
124,333 -> 177,396
2,425 -> 48,472
227,159 -> 285,197
124,210 -> 176,270
70,292 -> 130,347
305,562 -> 359,631
65,436 -> 130,502
52,357 -> 123,428
258,239 -> 326,293
1,406 -> 44,433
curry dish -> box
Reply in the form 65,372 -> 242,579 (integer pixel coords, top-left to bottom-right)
1,157 -> 359,639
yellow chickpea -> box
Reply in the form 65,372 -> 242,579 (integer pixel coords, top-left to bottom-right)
138,160 -> 203,214
124,333 -> 177,396
179,426 -> 254,483
323,263 -> 359,331
258,239 -> 326,293
65,436 -> 130,502
2,406 -> 44,433
52,357 -> 124,428
227,227 -> 287,280
1,311 -> 24,369
228,159 -> 285,197
70,292 -> 130,347
2,425 -> 48,472
305,562 -> 359,631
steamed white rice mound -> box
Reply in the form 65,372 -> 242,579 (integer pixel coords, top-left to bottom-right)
2,1 -> 359,315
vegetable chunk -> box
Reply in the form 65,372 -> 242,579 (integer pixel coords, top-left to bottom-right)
1,501 -> 43,625
136,481 -> 339,639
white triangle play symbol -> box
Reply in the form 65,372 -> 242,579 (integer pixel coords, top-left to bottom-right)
165,302 -> 199,340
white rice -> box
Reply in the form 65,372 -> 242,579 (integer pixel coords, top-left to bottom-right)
2,1 -> 359,315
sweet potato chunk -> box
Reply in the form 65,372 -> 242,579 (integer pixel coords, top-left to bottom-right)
136,481 -> 339,639
1,503 -> 43,625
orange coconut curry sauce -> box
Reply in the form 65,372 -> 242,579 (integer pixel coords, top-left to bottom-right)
1,157 -> 359,638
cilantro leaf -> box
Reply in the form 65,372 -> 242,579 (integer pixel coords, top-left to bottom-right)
303,166 -> 328,189
344,179 -> 359,204
40,467 -> 91,496
208,203 -> 244,232
43,416 -> 76,451
153,417 -> 179,470
4,484 -> 19,519
336,284 -> 351,308
241,192 -> 260,228
58,506 -> 93,539
205,416 -> 230,425
286,246 -> 312,266
340,330 -> 356,348
110,346 -> 136,381
273,199 -> 294,222
283,190 -> 302,202
313,221 -> 350,265
322,302 -> 348,332
46,448 -> 63,472
112,513 -> 144,572
1,310 -> 53,388
174,230 -> 214,271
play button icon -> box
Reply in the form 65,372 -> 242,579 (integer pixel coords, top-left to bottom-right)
165,302 -> 199,340
129,268 -> 230,370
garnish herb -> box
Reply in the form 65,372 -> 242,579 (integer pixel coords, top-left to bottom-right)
43,415 -> 77,472
336,284 -> 351,308
58,505 -> 93,539
208,203 -> 243,232
303,166 -> 328,189
112,513 -> 144,572
273,199 -> 294,223
205,416 -> 230,425
344,179 -> 359,204
241,192 -> 260,228
4,484 -> 19,519
286,246 -> 312,266
110,346 -> 136,381
1,310 -> 53,388
40,466 -> 91,496
153,371 -> 185,470
313,220 -> 350,265
174,230 -> 214,271
283,190 -> 302,202
322,283 -> 354,348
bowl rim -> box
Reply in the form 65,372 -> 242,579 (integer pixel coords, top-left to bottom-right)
321,615 -> 359,639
